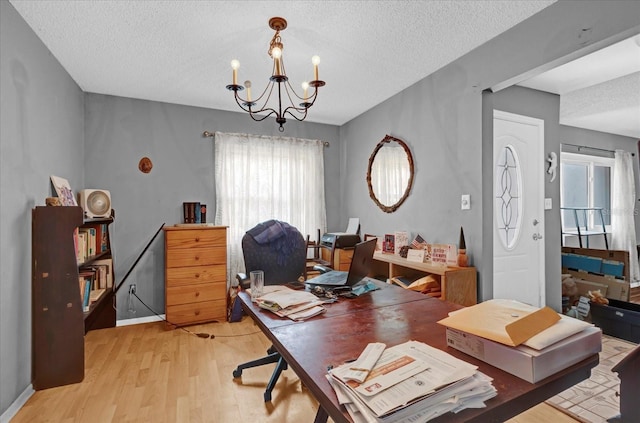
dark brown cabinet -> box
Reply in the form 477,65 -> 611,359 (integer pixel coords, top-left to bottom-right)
31,206 -> 116,390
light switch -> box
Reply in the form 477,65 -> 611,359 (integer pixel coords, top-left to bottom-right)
461,194 -> 471,210
544,198 -> 552,210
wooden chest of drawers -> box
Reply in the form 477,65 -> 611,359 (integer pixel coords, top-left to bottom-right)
163,226 -> 227,328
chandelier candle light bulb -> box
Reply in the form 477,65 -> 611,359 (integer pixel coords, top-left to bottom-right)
231,59 -> 240,85
244,80 -> 252,102
312,55 -> 320,80
302,81 -> 309,101
272,46 -> 282,76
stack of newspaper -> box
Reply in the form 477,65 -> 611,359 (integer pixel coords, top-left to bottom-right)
327,341 -> 496,423
254,286 -> 326,321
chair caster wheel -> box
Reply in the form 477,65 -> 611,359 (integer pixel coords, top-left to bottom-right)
264,392 -> 272,402
232,368 -> 242,378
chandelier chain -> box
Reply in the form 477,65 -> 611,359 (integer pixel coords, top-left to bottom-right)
268,30 -> 282,58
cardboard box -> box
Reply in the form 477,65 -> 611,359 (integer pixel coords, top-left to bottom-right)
573,277 -> 608,298
565,269 -> 630,301
445,326 -> 602,383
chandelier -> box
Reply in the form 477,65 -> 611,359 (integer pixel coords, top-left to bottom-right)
226,17 -> 325,131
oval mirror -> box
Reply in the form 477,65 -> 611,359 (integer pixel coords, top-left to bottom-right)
366,135 -> 414,213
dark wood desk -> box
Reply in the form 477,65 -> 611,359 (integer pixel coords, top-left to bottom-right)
239,283 -> 599,423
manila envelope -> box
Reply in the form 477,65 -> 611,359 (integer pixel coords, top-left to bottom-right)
437,299 -> 560,347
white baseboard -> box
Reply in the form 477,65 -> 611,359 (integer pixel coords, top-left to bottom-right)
0,384 -> 34,423
116,314 -> 166,327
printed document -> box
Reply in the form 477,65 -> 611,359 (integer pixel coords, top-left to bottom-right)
329,340 -> 478,417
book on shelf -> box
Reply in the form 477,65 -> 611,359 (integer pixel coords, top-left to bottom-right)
76,230 -> 87,263
85,222 -> 109,253
79,270 -> 94,312
89,288 -> 106,304
78,227 -> 96,257
194,202 -> 202,223
93,259 -> 113,289
86,258 -> 113,289
200,204 -> 207,224
183,201 -> 202,223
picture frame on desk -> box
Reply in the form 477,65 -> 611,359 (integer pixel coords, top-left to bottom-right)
394,231 -> 409,255
364,234 -> 382,251
406,248 -> 427,263
50,175 -> 77,206
383,234 -> 395,254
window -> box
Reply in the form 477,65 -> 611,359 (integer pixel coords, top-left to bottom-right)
560,152 -> 614,231
213,132 -> 327,280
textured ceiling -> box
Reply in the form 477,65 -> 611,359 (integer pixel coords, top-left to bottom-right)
520,34 -> 640,138
9,0 -> 555,126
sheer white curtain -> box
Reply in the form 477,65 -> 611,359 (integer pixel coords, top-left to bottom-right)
611,150 -> 639,287
214,132 -> 327,281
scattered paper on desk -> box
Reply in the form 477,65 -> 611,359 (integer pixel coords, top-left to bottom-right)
256,288 -> 318,309
254,287 -> 327,321
355,355 -> 430,397
333,342 -> 386,384
350,342 -> 385,371
273,299 -> 324,318
327,340 -> 494,422
288,305 -> 325,321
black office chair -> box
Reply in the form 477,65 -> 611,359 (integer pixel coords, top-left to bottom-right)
232,220 -> 308,402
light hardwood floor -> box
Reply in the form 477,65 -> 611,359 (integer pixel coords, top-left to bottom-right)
12,318 -> 579,423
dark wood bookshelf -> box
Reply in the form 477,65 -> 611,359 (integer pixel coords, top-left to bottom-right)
31,206 -> 116,390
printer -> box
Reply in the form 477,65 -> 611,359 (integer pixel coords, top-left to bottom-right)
320,232 -> 361,249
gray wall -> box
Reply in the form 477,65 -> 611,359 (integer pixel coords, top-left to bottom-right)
84,94 -> 340,321
340,1 -> 640,307
2,0 -> 640,418
0,0 -> 85,415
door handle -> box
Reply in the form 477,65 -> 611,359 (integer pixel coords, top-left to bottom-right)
533,233 -> 543,241
533,219 -> 539,226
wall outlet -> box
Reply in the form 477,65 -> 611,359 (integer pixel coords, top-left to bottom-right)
129,284 -> 136,294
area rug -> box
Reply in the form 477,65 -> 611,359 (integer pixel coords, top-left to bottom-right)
545,334 -> 637,423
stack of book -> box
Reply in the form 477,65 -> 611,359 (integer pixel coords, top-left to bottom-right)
327,341 -> 496,422
182,202 -> 207,224
78,258 -> 113,312
254,286 -> 326,321
74,223 -> 108,263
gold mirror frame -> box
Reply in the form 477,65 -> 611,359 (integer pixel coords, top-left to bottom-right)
366,134 -> 415,213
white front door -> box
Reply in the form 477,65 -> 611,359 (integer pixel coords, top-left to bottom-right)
493,110 -> 545,307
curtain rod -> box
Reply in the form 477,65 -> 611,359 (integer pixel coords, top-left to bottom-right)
562,143 -> 635,156
202,130 -> 329,147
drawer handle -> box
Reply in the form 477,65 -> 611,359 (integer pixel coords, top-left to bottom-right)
194,256 -> 199,261
195,310 -> 200,316
195,237 -> 200,242
195,291 -> 200,297
195,273 -> 200,278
